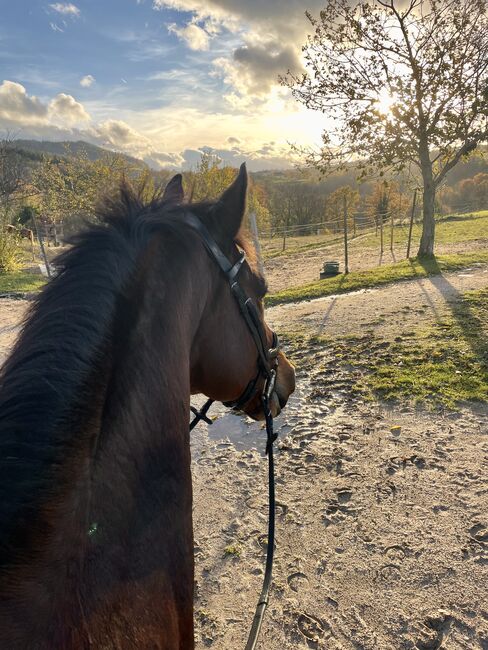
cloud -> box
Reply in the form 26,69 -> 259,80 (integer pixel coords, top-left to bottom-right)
144,150 -> 185,169
167,21 -> 210,51
153,0 -> 323,41
49,3 -> 80,17
153,0 -> 317,102
0,81 -> 90,131
95,119 -> 152,154
50,22 -> 64,33
231,43 -> 302,94
0,80 -> 48,125
80,74 -> 95,88
49,93 -> 91,123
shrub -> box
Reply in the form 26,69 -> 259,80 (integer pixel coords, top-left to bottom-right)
0,228 -> 22,273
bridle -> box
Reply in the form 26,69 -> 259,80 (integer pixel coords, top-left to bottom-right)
186,212 -> 279,650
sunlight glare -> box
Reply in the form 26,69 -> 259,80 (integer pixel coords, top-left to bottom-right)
376,88 -> 395,115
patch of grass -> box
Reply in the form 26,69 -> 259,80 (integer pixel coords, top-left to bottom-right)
0,271 -> 46,294
261,210 -> 488,260
284,288 -> 488,408
266,251 -> 488,306
223,544 -> 242,558
356,210 -> 488,250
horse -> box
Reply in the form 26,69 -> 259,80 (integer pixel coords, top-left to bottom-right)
0,164 -> 296,649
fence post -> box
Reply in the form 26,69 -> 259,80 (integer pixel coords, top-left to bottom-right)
248,211 -> 265,277
33,216 -> 52,278
343,194 -> 349,274
390,209 -> 394,251
379,210 -> 384,256
406,189 -> 418,259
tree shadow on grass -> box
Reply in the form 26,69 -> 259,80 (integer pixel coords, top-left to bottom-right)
415,257 -> 488,375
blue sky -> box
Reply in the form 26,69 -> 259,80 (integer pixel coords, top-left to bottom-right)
0,0 -> 326,170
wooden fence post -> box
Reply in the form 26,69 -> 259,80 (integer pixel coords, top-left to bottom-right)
379,210 -> 384,256
248,212 -> 265,277
343,194 -> 349,274
390,209 -> 394,252
33,216 -> 52,278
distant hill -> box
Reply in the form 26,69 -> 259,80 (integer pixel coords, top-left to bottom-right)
13,139 -> 144,169
10,139 -> 488,190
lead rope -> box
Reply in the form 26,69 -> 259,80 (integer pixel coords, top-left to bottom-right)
245,370 -> 277,650
189,371 -> 278,650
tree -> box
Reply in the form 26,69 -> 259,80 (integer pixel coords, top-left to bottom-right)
326,186 -> 360,233
0,139 -> 30,225
284,0 -> 488,257
186,152 -> 236,202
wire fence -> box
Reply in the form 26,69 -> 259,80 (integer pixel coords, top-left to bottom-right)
257,194 -> 487,271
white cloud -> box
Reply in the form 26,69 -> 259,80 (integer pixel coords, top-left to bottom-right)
153,0 -> 317,102
95,119 -> 152,157
49,93 -> 91,124
0,81 -> 91,130
80,75 -> 95,88
0,81 -> 48,125
167,20 -> 210,51
49,3 -> 80,17
50,22 -> 64,33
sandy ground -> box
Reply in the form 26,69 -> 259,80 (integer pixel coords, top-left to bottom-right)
1,267 -> 487,649
268,264 -> 488,337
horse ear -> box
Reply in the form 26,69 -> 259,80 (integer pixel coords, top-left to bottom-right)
162,173 -> 184,203
214,163 -> 248,240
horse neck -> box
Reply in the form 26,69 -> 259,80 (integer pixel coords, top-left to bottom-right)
0,232 -> 208,645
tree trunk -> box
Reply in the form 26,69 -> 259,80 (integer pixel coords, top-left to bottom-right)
417,144 -> 436,258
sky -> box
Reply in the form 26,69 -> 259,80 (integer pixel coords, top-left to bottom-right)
0,0 -> 329,171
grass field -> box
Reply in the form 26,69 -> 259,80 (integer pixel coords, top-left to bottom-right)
0,271 -> 46,294
284,286 -> 488,407
354,209 -> 488,250
261,210 -> 488,259
266,251 -> 488,306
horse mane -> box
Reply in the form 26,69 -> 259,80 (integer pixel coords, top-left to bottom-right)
0,182 -> 201,563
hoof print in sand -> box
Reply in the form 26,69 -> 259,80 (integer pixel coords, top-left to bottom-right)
415,612 -> 452,649
463,523 -> 488,563
384,544 -> 408,563
297,612 -> 331,646
375,563 -> 402,583
293,463 -> 322,477
385,454 -> 427,475
376,481 -> 397,502
287,571 -> 309,592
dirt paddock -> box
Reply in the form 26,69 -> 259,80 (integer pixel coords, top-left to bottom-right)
1,285 -> 487,649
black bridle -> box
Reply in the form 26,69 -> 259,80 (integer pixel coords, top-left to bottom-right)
186,212 -> 279,649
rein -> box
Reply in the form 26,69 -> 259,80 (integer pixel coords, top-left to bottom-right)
186,213 -> 278,649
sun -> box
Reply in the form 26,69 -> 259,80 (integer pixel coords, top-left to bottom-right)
376,88 -> 395,115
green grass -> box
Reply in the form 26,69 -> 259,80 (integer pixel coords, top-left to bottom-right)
0,271 -> 47,294
223,544 -> 242,558
260,210 -> 488,260
366,288 -> 488,406
282,287 -> 488,408
266,251 -> 488,306
355,209 -> 488,250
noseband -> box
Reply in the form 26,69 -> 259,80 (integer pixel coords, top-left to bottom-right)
185,212 -> 279,649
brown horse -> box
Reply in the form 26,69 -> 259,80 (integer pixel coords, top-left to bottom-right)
0,165 -> 295,649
